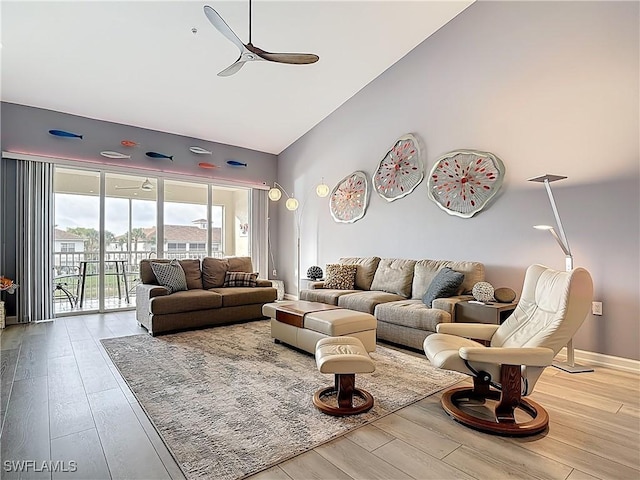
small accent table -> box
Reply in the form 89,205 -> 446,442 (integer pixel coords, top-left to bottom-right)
455,301 -> 518,325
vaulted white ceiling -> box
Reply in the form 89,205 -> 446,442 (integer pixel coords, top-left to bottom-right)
1,1 -> 474,154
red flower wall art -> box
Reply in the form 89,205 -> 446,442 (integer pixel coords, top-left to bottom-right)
329,171 -> 370,223
427,150 -> 505,218
373,134 -> 424,202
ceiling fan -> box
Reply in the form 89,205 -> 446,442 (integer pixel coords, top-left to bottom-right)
114,179 -> 153,191
203,1 -> 319,77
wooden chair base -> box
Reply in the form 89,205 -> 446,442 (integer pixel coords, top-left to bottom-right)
313,373 -> 374,416
441,386 -> 549,436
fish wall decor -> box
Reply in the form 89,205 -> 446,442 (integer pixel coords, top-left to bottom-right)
146,151 -> 174,161
226,160 -> 247,167
190,146 -> 212,155
100,151 -> 131,159
49,129 -> 83,139
198,162 -> 219,169
121,140 -> 139,147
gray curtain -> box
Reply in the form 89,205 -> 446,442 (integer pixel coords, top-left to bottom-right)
15,160 -> 54,322
250,188 -> 269,279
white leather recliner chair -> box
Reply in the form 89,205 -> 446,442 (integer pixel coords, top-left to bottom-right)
424,264 -> 593,436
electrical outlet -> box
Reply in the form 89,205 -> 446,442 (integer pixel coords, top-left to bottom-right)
592,301 -> 603,316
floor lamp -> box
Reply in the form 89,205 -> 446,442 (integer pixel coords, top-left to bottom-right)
528,174 -> 593,373
268,180 -> 330,297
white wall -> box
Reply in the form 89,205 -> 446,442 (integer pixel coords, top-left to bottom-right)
276,1 -> 640,360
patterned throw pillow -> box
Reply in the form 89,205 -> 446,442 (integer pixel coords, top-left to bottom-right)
324,264 -> 357,290
223,271 -> 258,288
422,267 -> 465,307
150,259 -> 188,293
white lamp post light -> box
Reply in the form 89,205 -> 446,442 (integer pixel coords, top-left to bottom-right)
528,174 -> 593,373
268,180 -> 329,296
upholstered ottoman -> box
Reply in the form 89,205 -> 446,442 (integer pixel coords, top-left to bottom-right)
262,301 -> 377,354
313,337 -> 376,416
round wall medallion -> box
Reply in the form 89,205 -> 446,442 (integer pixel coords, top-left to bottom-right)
373,134 -> 424,202
329,171 -> 370,224
427,150 -> 505,218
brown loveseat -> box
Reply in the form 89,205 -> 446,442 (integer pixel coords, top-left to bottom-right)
136,257 -> 277,335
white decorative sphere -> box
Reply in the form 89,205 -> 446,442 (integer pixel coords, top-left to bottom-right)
472,282 -> 495,302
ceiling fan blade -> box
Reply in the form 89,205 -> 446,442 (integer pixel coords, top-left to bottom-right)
203,5 -> 245,54
217,58 -> 247,77
245,44 -> 319,65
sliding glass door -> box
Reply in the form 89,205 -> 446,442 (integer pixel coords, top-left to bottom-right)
53,166 -> 255,315
105,173 -> 157,310
53,168 -> 101,313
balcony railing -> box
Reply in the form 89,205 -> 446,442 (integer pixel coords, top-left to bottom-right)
53,249 -> 224,313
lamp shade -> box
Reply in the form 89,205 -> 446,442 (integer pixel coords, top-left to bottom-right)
268,187 -> 282,201
316,182 -> 330,198
285,197 -> 299,211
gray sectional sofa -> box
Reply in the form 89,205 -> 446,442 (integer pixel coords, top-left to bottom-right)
136,257 -> 277,335
300,257 -> 485,350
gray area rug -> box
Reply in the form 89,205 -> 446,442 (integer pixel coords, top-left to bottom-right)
101,320 -> 463,480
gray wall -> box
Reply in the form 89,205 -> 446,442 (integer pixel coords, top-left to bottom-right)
1,103 -> 278,316
276,1 -> 640,360
1,102 -> 278,187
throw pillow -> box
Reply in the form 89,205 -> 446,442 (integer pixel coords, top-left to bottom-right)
202,257 -> 229,289
150,259 -> 188,293
422,267 -> 465,307
223,271 -> 258,288
324,264 -> 357,290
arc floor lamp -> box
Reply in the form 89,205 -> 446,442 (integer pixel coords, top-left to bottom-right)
268,180 -> 330,297
528,174 -> 593,373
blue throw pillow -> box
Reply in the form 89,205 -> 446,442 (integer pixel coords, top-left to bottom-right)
422,267 -> 465,307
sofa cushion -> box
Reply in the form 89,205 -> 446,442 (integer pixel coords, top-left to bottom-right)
338,291 -> 405,314
179,259 -> 203,290
370,258 -> 416,297
150,260 -> 188,293
227,256 -> 254,273
299,288 -> 359,306
150,289 -> 223,315
141,259 -> 202,289
375,300 -> 451,333
208,287 -> 277,308
324,264 -> 357,290
223,271 -> 258,288
339,257 -> 381,290
412,260 -> 485,298
202,258 -> 229,289
422,267 -> 465,307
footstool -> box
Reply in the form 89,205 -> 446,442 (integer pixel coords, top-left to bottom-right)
263,301 -> 377,354
313,337 -> 375,416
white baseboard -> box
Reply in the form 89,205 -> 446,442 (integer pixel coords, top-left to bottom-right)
558,347 -> 639,374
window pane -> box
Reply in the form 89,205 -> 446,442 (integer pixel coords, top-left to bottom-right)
164,180 -> 208,260
105,173 -> 157,309
53,168 -> 100,312
211,186 -> 250,257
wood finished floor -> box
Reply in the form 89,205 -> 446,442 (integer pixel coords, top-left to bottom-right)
0,312 -> 638,480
